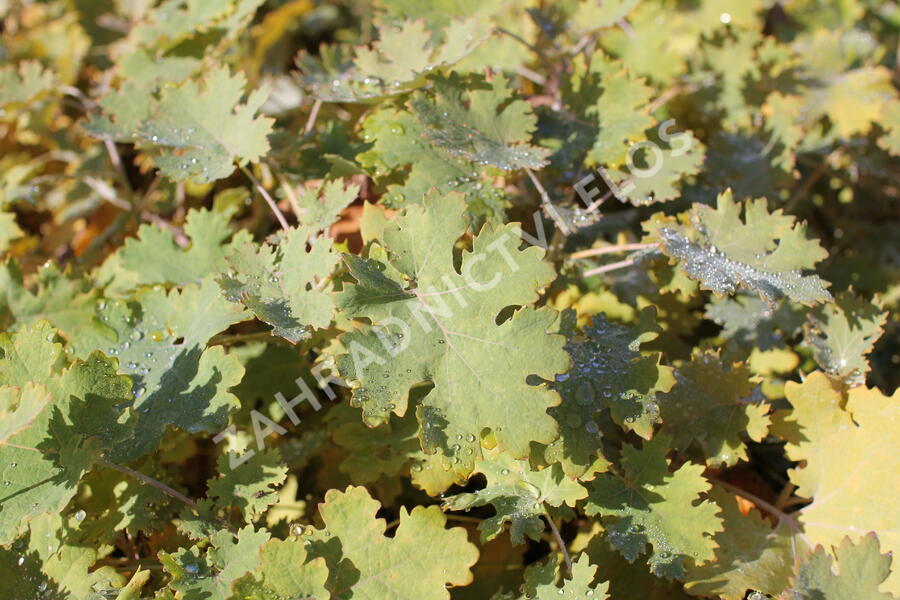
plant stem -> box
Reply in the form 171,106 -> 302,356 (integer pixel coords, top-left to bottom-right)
241,164 -> 290,230
617,18 -> 637,38
647,85 -> 684,113
544,512 -> 573,578
496,28 -> 553,71
99,459 -> 199,513
582,257 -> 636,278
525,167 -> 571,237
278,172 -> 304,221
775,482 -> 797,510
712,479 -> 802,531
570,242 -> 657,260
304,99 -> 323,134
583,189 -> 612,214
209,330 -> 277,346
785,148 -> 842,213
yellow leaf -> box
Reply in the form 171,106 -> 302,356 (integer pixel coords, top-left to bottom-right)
778,372 -> 900,594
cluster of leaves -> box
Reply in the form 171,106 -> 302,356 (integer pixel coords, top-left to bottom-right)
0,0 -> 898,598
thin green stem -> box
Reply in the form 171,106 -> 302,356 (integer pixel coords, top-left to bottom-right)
544,512 -> 573,579
712,479 -> 803,533
99,459 -> 199,513
209,330 -> 277,346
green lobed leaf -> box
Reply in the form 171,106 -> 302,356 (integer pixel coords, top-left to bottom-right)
442,446 -> 587,545
705,293 -> 805,354
126,0 -> 264,51
207,449 -> 288,523
651,189 -> 831,305
684,487 -> 795,599
108,207 -> 253,288
159,525 -> 270,600
219,225 -> 340,343
803,290 -> 887,385
69,278 -> 250,461
517,554 -> 610,600
542,308 -> 674,479
0,323 -> 133,545
293,179 -> 360,232
25,510 -> 125,597
232,537 -> 330,600
298,17 -> 487,102
658,351 -> 770,467
410,73 -> 550,171
356,103 -> 508,223
89,67 -> 274,183
0,60 -> 54,109
584,434 -> 723,580
0,259 -> 98,342
329,403 -> 421,485
334,192 -> 568,479
304,486 -> 479,599
786,534 -> 895,600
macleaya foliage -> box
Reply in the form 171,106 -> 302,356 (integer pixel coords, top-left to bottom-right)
0,1 -> 897,599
